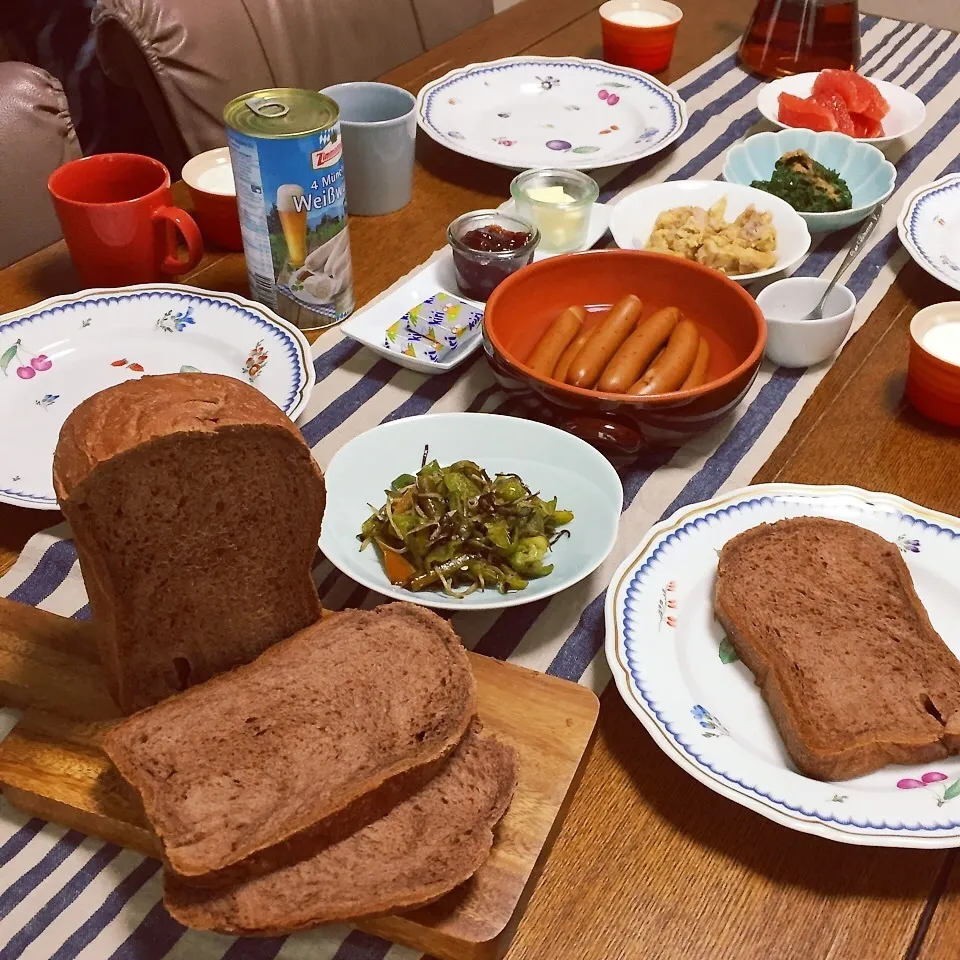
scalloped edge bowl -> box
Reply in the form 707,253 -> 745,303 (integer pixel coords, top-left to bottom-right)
723,130 -> 896,233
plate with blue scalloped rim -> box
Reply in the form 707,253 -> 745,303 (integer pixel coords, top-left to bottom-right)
416,56 -> 687,171
898,174 -> 960,295
0,283 -> 314,509
605,482 -> 960,848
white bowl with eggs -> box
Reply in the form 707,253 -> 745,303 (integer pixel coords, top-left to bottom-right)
609,179 -> 811,283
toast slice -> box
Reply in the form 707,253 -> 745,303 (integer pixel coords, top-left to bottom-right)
103,603 -> 476,884
164,721 -> 517,936
715,517 -> 960,781
54,373 -> 326,713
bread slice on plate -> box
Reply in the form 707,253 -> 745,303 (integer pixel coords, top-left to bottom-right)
54,373 -> 326,713
103,603 -> 476,884
715,517 -> 960,781
164,720 -> 518,936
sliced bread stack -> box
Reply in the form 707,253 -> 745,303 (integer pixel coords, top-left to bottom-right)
104,603 -> 517,934
56,373 -> 517,933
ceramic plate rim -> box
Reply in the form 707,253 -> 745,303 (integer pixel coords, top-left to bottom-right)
897,174 -> 960,295
608,180 -> 812,281
605,481 -> 960,849
415,55 -> 688,170
318,411 -> 624,611
756,73 -> 926,145
0,282 -> 315,509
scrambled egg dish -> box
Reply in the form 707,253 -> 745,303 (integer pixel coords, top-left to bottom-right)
644,198 -> 777,275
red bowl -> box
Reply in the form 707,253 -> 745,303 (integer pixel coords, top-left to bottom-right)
483,249 -> 766,458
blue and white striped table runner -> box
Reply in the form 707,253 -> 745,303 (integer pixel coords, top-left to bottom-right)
2,16 -> 959,959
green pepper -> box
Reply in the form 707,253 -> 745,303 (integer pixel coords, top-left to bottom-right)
509,535 -> 551,576
409,552 -> 475,591
493,475 -> 527,503
485,519 -> 513,553
391,511 -> 421,539
552,509 -> 574,526
391,473 -> 417,490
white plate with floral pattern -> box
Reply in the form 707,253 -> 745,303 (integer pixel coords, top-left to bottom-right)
0,283 -> 314,509
897,174 -> 960,295
416,56 -> 687,170
606,483 -> 960,848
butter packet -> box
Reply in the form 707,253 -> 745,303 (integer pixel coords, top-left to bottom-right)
404,292 -> 483,349
384,322 -> 452,363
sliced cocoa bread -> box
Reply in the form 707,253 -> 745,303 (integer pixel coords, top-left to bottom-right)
103,603 -> 476,884
164,720 -> 517,936
53,373 -> 325,713
715,517 -> 960,781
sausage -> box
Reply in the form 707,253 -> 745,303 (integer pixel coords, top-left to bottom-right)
680,336 -> 711,390
628,319 -> 701,396
526,306 -> 585,376
598,306 -> 681,393
553,324 -> 596,383
568,295 -> 643,388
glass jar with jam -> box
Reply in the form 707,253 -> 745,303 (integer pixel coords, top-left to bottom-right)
447,211 -> 540,302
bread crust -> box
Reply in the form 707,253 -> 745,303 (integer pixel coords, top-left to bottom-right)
715,517 -> 960,781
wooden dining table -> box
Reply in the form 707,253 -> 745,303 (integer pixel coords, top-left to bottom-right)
2,1 -> 960,957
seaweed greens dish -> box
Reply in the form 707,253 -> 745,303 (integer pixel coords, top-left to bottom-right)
359,447 -> 574,597
751,150 -> 853,214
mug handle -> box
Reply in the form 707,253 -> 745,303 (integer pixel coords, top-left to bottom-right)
153,206 -> 204,275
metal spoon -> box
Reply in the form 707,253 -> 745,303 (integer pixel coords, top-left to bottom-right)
801,206 -> 883,321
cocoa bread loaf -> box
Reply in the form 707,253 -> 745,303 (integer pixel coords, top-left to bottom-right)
103,603 -> 477,884
164,720 -> 517,936
53,373 -> 325,713
715,517 -> 960,781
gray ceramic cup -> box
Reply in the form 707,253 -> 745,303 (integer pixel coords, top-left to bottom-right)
322,82 -> 417,216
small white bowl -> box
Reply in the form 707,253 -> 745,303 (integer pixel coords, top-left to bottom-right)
756,277 -> 855,367
609,179 -> 811,283
756,73 -> 926,147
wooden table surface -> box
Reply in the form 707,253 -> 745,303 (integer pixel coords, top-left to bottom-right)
2,1 -> 959,957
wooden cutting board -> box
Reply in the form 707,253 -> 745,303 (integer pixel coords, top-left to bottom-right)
0,599 -> 599,960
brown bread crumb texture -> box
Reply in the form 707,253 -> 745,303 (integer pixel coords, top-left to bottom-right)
103,603 -> 477,883
715,517 -> 960,781
164,721 -> 518,936
53,373 -> 326,714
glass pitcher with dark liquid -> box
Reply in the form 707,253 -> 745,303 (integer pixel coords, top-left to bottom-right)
739,0 -> 861,78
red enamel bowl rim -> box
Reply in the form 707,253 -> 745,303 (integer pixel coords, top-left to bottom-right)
484,249 -> 767,404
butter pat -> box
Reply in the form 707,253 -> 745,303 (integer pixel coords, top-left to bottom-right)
525,185 -> 577,204
403,291 -> 483,344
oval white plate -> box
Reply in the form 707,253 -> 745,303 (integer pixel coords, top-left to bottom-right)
606,482 -> 960,848
0,283 -> 314,509
897,174 -> 960,295
609,180 -> 811,282
319,412 -> 623,610
416,56 -> 687,171
756,72 -> 926,146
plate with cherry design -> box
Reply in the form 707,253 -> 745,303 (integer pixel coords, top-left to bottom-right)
606,483 -> 960,848
0,283 -> 313,509
416,56 -> 687,170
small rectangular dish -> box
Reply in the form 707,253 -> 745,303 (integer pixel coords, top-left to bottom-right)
340,251 -> 485,374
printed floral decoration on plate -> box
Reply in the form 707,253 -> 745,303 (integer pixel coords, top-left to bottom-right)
417,56 -> 687,171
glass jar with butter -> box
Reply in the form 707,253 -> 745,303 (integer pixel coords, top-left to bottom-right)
509,168 -> 599,254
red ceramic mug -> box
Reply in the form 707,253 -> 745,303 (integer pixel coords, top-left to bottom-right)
48,153 -> 204,287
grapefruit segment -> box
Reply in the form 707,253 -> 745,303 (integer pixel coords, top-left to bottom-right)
813,91 -> 856,136
850,112 -> 884,138
778,92 -> 837,133
814,69 -> 890,123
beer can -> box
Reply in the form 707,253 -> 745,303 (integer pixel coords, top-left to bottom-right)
224,88 -> 354,332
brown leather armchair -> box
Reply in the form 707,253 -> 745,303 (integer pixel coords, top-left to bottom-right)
0,62 -> 81,268
93,0 -> 492,177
